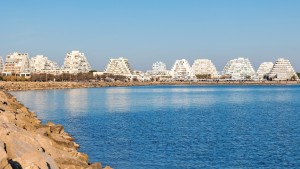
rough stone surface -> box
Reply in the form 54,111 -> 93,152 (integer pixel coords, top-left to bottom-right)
0,141 -> 10,169
0,90 -> 110,169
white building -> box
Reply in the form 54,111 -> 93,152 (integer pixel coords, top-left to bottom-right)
268,58 -> 298,81
192,59 -> 218,79
104,57 -> 133,76
170,59 -> 193,79
61,51 -> 91,74
0,57 -> 4,73
2,52 -> 31,76
152,61 -> 166,71
30,55 -> 60,75
256,62 -> 274,80
146,61 -> 170,77
222,57 -> 256,80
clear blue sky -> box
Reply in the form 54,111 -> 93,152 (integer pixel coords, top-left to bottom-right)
1,0 -> 300,71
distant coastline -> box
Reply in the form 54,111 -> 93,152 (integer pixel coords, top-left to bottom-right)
1,81 -> 299,91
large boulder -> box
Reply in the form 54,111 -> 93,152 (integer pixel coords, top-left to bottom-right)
0,140 -> 11,169
12,151 -> 58,169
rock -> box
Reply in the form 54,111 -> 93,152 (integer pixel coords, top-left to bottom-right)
0,140 -> 10,169
0,89 -> 107,169
50,124 -> 64,134
12,151 -> 59,169
62,134 -> 75,141
3,131 -> 42,159
103,166 -> 113,169
75,152 -> 89,162
90,162 -> 102,169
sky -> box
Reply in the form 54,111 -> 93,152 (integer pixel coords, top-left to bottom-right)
1,0 -> 300,72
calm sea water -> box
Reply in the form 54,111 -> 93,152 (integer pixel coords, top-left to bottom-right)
11,85 -> 300,168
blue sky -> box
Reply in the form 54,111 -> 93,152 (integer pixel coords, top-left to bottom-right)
1,0 -> 300,71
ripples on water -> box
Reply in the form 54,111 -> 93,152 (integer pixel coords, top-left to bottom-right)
11,85 -> 300,168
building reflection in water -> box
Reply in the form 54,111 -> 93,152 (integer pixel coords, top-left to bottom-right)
64,89 -> 88,116
105,88 -> 130,113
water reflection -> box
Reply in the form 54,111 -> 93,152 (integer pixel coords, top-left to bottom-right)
64,89 -> 88,116
105,88 -> 130,113
9,85 -> 300,168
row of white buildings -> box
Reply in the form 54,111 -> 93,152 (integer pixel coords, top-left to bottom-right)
103,57 -> 298,81
0,51 -> 298,81
0,51 -> 91,76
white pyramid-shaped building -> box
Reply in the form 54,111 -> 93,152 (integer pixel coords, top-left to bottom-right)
170,59 -> 193,79
31,55 -> 60,75
268,58 -> 298,80
0,56 -> 4,73
61,51 -> 91,74
256,62 -> 274,80
2,52 -> 31,76
192,59 -> 218,78
104,57 -> 133,76
223,57 -> 255,80
146,61 -> 170,76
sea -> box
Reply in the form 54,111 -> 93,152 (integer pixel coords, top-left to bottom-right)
11,85 -> 300,169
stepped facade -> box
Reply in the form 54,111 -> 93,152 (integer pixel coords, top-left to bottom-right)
31,55 -> 60,75
104,57 -> 133,76
256,62 -> 274,80
61,51 -> 91,74
192,59 -> 218,78
146,61 -> 170,76
0,56 -> 4,73
223,57 -> 255,80
268,58 -> 298,80
2,52 -> 31,76
170,59 -> 193,79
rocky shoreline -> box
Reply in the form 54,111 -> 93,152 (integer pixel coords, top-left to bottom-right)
0,90 -> 111,169
0,81 -> 299,91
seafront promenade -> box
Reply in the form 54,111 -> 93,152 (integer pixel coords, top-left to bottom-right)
0,81 -> 299,91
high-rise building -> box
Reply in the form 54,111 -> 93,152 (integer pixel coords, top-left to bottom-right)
30,55 -> 60,75
170,59 -> 193,79
61,51 -> 91,74
104,57 -> 133,76
256,62 -> 274,80
2,52 -> 31,76
192,59 -> 218,78
268,58 -> 298,80
222,57 -> 256,80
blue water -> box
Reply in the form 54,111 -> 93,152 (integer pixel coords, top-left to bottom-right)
11,85 -> 300,168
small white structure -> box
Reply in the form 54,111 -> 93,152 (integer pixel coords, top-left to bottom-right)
152,61 -> 166,71
93,71 -> 104,77
269,58 -> 298,80
256,62 -> 274,80
30,55 -> 60,75
61,51 -> 91,74
2,52 -> 31,76
104,57 -> 133,76
192,59 -> 218,79
222,57 -> 256,80
170,59 -> 193,80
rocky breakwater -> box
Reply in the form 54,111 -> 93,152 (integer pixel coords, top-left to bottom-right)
0,90 -> 111,169
0,81 -> 153,91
